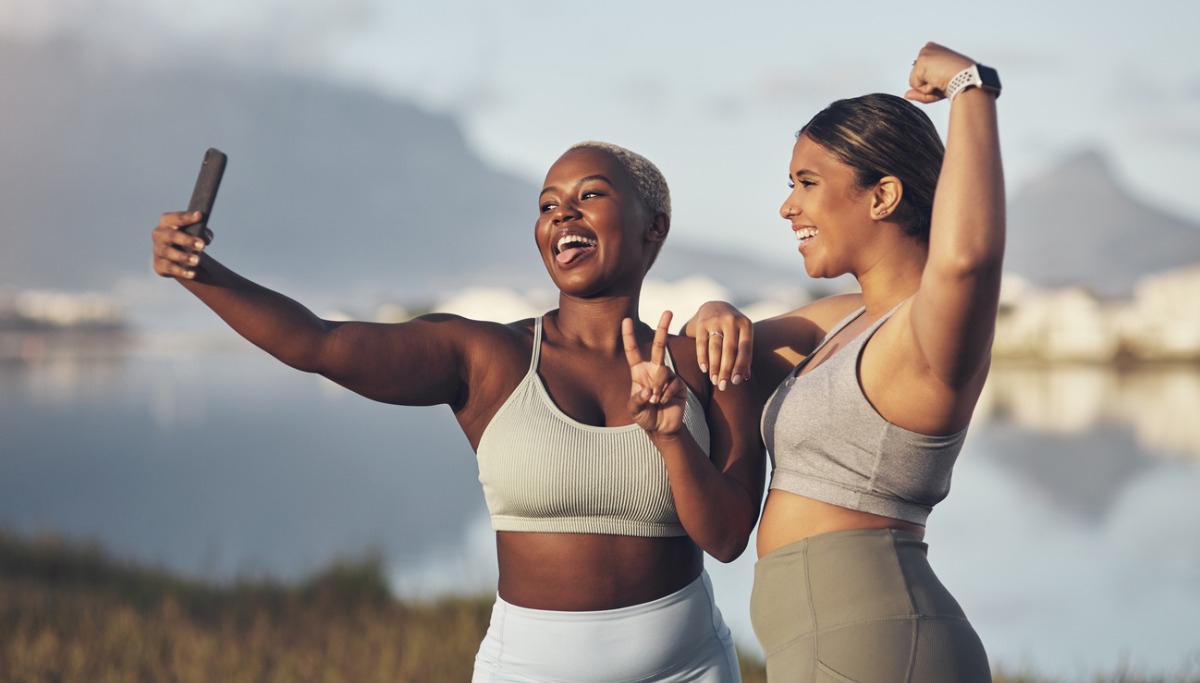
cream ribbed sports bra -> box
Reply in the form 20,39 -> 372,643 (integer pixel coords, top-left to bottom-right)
475,317 -> 710,537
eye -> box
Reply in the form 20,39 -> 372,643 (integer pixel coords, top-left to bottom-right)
539,201 -> 558,213
581,190 -> 603,200
788,174 -> 814,189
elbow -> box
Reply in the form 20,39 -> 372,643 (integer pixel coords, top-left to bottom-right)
267,335 -> 328,374
287,320 -> 347,375
705,515 -> 756,563
709,537 -> 749,564
933,248 -> 1004,286
935,220 -> 1006,279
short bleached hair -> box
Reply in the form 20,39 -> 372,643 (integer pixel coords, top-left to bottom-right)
568,141 -> 671,219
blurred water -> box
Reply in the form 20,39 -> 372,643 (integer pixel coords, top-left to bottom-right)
1,348 -> 1198,680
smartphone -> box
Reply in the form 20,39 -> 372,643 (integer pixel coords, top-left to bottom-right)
183,148 -> 227,239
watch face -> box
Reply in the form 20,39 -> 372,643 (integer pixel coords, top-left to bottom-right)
977,64 -> 1002,91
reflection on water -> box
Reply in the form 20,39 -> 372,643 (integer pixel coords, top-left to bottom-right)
1,353 -> 1198,680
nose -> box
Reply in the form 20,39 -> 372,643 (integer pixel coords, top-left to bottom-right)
552,204 -> 580,226
779,194 -> 797,221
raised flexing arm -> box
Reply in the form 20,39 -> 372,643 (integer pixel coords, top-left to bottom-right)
904,42 -> 1005,389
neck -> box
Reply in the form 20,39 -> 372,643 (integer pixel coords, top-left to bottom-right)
854,238 -> 926,314
550,292 -> 644,352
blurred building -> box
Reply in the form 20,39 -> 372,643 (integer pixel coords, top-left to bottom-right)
994,266 -> 1200,363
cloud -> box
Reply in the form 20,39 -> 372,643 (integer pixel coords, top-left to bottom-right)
0,0 -> 380,75
1134,114 -> 1200,149
753,62 -> 881,111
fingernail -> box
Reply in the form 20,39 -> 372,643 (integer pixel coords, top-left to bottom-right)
732,374 -> 743,385
194,241 -> 204,250
710,375 -> 718,385
699,363 -> 708,373
719,379 -> 728,391
189,255 -> 200,265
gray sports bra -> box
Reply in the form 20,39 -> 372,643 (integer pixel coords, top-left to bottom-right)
761,304 -> 967,526
476,317 -> 710,537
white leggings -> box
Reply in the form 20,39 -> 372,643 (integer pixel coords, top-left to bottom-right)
472,571 -> 741,682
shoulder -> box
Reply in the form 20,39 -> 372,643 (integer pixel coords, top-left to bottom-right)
770,293 -> 864,332
408,312 -> 533,339
754,293 -> 864,365
463,314 -> 536,358
399,313 -> 536,368
440,315 -> 540,429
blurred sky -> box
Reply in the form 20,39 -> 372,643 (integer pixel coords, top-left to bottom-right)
4,0 -> 1199,267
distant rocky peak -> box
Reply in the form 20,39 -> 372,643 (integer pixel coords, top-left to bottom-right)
1006,147 -> 1200,298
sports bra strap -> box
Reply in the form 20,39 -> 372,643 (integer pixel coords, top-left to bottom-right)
530,316 -> 544,373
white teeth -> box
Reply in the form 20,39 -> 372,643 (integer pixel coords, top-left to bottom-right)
795,227 -> 818,241
556,234 -> 597,252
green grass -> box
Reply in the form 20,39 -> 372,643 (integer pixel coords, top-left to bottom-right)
0,530 -> 1194,682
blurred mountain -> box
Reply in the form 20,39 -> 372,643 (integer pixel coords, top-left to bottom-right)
3,37 -> 1196,315
1005,150 -> 1200,297
0,36 -> 810,313
0,37 -> 540,304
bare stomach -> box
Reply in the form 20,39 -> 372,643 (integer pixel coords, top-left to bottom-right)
496,532 -> 702,611
756,490 -> 926,558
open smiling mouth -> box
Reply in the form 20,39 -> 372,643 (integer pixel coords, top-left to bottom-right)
795,227 -> 818,246
554,232 -> 598,265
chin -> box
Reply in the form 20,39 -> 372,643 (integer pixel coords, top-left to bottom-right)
800,256 -> 844,281
800,259 -> 824,280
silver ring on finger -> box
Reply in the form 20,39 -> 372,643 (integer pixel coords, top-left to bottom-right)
709,330 -> 724,339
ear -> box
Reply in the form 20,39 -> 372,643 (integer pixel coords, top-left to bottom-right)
646,212 -> 670,244
870,176 -> 903,221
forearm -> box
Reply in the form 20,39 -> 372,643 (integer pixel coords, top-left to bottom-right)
649,431 -> 760,562
181,254 -> 333,371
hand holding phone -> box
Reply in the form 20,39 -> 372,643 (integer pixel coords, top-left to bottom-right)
184,148 -> 227,239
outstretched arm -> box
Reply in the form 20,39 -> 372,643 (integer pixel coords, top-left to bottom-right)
152,211 -> 470,407
624,312 -> 764,563
904,42 -> 1006,388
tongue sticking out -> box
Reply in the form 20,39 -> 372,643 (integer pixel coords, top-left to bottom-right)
556,244 -> 596,265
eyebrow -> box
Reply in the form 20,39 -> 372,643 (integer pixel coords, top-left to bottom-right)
540,174 -> 615,197
791,168 -> 819,179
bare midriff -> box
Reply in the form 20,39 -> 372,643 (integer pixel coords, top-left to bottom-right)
756,489 -> 926,558
496,532 -> 702,611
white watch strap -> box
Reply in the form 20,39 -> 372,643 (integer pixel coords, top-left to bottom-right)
944,65 -> 981,102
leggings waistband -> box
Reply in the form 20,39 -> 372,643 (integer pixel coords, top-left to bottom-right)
473,570 -> 739,682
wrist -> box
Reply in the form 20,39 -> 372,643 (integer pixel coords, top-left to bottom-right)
944,63 -> 1001,102
647,429 -> 684,446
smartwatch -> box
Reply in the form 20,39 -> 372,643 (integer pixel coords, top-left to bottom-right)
944,63 -> 1001,101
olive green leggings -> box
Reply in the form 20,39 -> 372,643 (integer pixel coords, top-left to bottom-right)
750,529 -> 991,682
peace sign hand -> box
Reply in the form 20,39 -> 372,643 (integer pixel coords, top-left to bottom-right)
623,311 -> 687,435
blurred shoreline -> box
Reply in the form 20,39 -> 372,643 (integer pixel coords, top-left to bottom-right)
7,267 -> 1200,364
